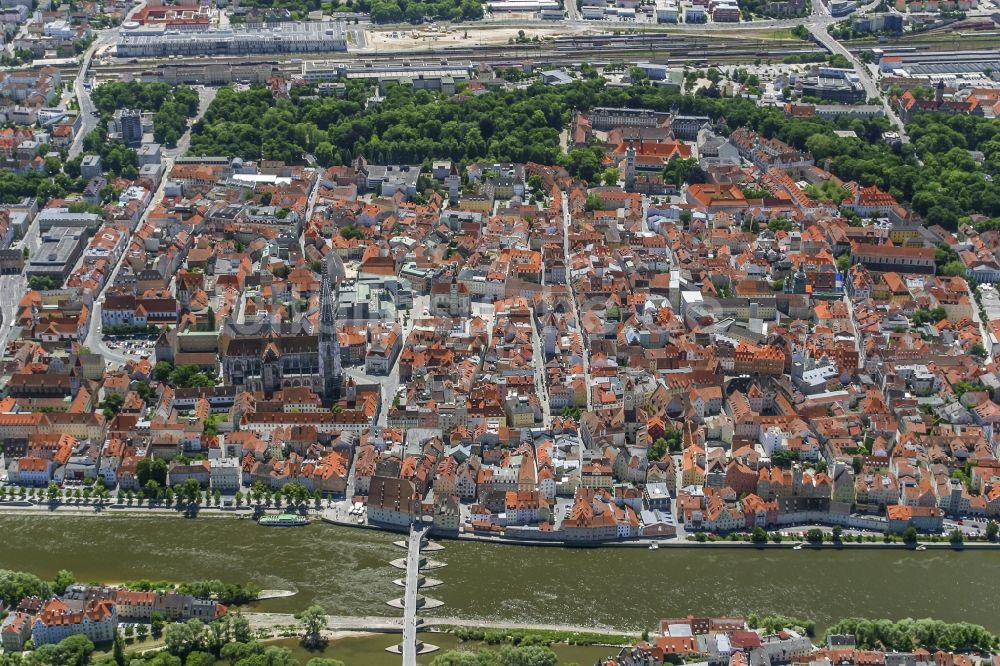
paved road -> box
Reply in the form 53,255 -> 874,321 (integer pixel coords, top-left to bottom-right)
966,282 -> 990,351
68,30 -> 121,161
0,272 -> 26,353
804,0 -> 909,141
531,311 -> 552,427
840,291 -> 865,371
401,526 -> 428,666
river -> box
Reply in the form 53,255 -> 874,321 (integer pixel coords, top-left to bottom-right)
2,514 -> 999,634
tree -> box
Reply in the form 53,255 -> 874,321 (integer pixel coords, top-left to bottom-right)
648,437 -> 669,461
230,613 -> 253,644
53,569 -> 76,594
948,529 -> 964,546
831,526 -> 843,542
662,157 -> 704,189
751,526 -> 767,544
584,193 -> 605,211
181,478 -> 202,504
152,361 -> 174,382
143,653 -> 183,666
47,482 -> 60,502
167,364 -> 217,389
0,569 -> 53,606
51,634 -> 96,666
136,457 -> 168,487
184,652 -> 215,666
250,481 -> 266,505
987,520 -> 999,542
939,260 -> 967,277
805,528 -> 824,544
825,617 -> 997,651
282,482 -> 310,507
220,641 -> 261,664
297,605 -> 327,647
150,612 -> 166,639
113,631 -> 125,666
164,619 -> 208,658
902,526 -> 918,544
135,623 -> 149,642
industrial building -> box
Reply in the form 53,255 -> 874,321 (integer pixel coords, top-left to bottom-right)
852,12 -> 902,32
301,61 -> 473,88
655,0 -> 679,21
797,67 -> 866,103
486,0 -> 561,10
829,0 -> 855,15
141,62 -> 282,85
25,227 -> 88,284
37,208 -> 103,233
116,21 -> 347,58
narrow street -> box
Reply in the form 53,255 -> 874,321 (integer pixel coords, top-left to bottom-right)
84,85 -> 219,366
562,195 -> 592,412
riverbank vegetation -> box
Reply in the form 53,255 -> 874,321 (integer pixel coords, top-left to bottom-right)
446,626 -> 635,647
748,615 -> 816,636
123,579 -> 262,605
188,78 -> 1000,223
825,618 -> 998,652
692,521 -> 999,545
429,645 -> 560,665
0,569 -> 52,607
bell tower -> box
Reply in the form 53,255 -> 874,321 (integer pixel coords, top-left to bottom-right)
624,140 -> 636,191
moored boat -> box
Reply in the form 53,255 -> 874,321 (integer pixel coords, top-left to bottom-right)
258,513 -> 310,527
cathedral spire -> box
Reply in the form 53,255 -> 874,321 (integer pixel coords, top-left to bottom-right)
319,255 -> 342,403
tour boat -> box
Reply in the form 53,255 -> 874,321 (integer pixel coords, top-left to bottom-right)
649,542 -> 659,550
915,545 -> 927,551
793,543 -> 803,550
258,513 -> 310,527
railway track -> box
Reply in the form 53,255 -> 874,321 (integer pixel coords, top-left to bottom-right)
75,29 -> 997,82
85,38 -> 825,80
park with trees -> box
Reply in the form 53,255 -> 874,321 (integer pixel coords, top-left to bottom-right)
92,82 -> 201,148
187,78 -> 1000,226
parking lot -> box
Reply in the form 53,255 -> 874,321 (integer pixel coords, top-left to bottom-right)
104,336 -> 156,360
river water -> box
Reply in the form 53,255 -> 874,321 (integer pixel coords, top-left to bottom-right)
2,514 -> 999,634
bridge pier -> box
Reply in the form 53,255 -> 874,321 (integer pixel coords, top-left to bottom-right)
392,576 -> 443,589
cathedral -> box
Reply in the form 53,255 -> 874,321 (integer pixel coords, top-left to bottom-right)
219,259 -> 342,402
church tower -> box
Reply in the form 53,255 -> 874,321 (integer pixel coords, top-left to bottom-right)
319,257 -> 342,403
